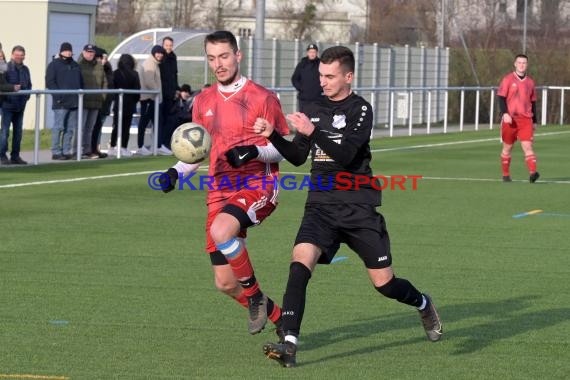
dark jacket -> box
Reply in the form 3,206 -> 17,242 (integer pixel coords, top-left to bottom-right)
45,55 -> 83,109
112,64 -> 141,114
101,61 -> 114,116
0,69 -> 16,104
160,51 -> 179,101
169,96 -> 193,125
78,55 -> 107,109
291,56 -> 322,101
2,61 -> 32,112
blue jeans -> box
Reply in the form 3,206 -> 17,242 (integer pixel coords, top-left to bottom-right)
51,109 -> 78,155
0,109 -> 24,159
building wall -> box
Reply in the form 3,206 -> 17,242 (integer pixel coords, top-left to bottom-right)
0,0 -> 97,130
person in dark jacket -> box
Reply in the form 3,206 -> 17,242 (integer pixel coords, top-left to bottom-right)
90,47 -> 113,158
158,36 -> 179,155
45,42 -> 83,160
1,45 -> 30,164
164,83 -> 194,149
291,43 -> 323,113
107,53 -> 140,157
78,43 -> 107,159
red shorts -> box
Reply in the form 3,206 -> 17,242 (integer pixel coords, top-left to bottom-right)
501,117 -> 534,144
205,189 -> 276,253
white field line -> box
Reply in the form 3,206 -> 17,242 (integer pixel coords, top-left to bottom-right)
371,130 -> 570,153
1,131 -> 569,189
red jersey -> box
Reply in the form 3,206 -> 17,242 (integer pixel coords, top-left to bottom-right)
192,78 -> 289,204
497,72 -> 536,119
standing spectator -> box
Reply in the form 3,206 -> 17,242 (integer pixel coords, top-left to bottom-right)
0,44 -> 25,165
108,53 -> 140,157
291,43 -> 323,113
261,46 -> 442,367
498,54 -> 539,183
90,47 -> 113,158
1,45 -> 32,165
164,83 -> 194,148
46,42 -> 83,160
159,36 -> 179,155
78,43 -> 107,159
137,45 -> 164,156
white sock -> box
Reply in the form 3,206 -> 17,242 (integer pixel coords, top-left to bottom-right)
284,335 -> 298,346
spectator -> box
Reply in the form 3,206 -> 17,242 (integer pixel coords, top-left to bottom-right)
108,53 -> 140,157
137,44 -> 164,156
1,45 -> 32,165
1,44 -> 22,164
164,83 -> 194,148
46,42 -> 83,160
159,36 -> 179,155
291,43 -> 323,113
90,47 -> 113,158
78,43 -> 107,159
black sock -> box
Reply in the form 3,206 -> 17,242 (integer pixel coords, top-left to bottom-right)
281,262 -> 312,337
375,276 -> 423,308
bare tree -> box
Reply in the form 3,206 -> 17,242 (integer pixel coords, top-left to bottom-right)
201,0 -> 232,31
172,0 -> 200,28
115,0 -> 147,34
275,1 -> 323,41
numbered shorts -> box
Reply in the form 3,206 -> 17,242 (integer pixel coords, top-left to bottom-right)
294,203 -> 392,269
205,189 -> 276,253
502,117 -> 534,144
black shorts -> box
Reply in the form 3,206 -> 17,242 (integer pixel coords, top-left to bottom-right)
294,203 -> 392,269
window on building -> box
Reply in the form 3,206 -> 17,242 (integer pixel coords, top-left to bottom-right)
238,28 -> 252,38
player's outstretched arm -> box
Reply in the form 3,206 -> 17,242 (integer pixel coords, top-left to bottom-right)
159,161 -> 200,193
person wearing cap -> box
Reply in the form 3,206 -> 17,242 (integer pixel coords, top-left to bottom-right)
291,43 -> 323,113
165,83 -> 194,142
159,36 -> 179,154
136,44 -> 164,156
78,43 -> 107,159
46,42 -> 83,160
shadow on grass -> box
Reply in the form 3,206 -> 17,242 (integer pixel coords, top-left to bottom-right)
294,295 -> 570,366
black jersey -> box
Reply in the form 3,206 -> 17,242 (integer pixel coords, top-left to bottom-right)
270,92 -> 381,206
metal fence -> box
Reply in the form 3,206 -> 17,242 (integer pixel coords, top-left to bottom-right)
2,85 -> 569,165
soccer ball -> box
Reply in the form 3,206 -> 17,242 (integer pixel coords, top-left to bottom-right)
170,122 -> 212,164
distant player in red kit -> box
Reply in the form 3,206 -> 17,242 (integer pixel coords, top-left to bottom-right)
497,54 -> 539,183
159,31 -> 290,338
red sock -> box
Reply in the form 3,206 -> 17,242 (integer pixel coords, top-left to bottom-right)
268,301 -> 282,324
233,292 -> 248,308
501,154 -> 511,176
228,247 -> 260,297
525,154 -> 537,173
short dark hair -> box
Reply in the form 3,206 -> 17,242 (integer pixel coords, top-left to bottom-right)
320,46 -> 354,73
515,54 -> 528,61
12,45 -> 25,54
162,36 -> 173,44
204,30 -> 239,53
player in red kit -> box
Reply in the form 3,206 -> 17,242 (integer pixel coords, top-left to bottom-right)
497,54 -> 539,183
159,31 -> 290,338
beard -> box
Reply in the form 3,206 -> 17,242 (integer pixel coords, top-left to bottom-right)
218,68 -> 239,86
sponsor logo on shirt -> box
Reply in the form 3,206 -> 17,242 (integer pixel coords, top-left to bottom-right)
332,114 -> 346,129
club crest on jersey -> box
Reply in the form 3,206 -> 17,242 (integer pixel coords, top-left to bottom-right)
332,114 -> 346,129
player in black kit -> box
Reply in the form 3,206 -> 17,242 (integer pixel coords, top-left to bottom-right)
251,46 -> 442,367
